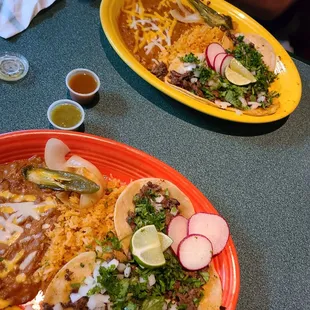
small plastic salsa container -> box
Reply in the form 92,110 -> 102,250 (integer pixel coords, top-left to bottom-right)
47,99 -> 85,130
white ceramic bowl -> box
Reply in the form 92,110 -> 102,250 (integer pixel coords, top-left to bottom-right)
47,99 -> 85,130
65,68 -> 100,105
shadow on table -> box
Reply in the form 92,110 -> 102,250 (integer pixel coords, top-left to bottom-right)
231,225 -> 272,310
99,29 -> 288,137
78,0 -> 102,8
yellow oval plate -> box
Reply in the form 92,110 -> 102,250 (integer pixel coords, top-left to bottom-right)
100,0 -> 302,124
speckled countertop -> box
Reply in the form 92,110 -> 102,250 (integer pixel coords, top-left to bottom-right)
1,1 -> 310,309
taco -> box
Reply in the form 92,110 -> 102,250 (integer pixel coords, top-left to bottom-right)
164,32 -> 280,117
44,251 -> 97,306
42,178 -> 224,310
114,178 -> 223,310
114,178 -> 195,253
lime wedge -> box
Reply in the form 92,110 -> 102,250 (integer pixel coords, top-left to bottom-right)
229,58 -> 256,83
158,232 -> 173,252
225,66 -> 252,86
131,225 -> 166,268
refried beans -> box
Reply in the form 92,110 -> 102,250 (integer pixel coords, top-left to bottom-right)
0,157 -> 59,305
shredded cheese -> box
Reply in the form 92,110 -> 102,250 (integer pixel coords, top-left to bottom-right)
0,199 -> 55,245
0,250 -> 25,279
122,0 -> 178,56
0,190 -> 36,202
19,251 -> 37,270
16,273 -> 27,283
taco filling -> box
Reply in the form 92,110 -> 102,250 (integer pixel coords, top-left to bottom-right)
119,0 -> 280,116
43,179 -> 227,309
164,35 -> 279,114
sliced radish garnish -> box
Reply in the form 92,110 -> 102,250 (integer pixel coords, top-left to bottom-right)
178,234 -> 213,270
188,213 -> 229,255
213,53 -> 227,74
167,215 -> 188,254
44,138 -> 70,170
220,55 -> 234,76
205,43 -> 226,69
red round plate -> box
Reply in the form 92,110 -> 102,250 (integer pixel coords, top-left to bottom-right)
0,130 -> 240,309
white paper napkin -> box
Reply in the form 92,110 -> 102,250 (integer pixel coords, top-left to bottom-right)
0,0 -> 56,39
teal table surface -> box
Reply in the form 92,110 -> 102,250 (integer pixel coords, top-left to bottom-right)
1,1 -> 309,309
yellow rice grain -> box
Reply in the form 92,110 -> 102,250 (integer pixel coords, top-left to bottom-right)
32,178 -> 126,285
159,25 -> 225,64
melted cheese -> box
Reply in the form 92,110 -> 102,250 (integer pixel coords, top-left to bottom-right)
0,199 -> 55,245
0,190 -> 36,202
16,273 -> 26,283
122,0 -> 177,55
20,251 -> 37,270
0,250 -> 24,279
0,299 -> 12,309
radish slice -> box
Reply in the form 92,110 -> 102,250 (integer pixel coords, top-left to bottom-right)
188,213 -> 230,255
167,215 -> 188,254
44,138 -> 70,170
178,234 -> 213,270
220,55 -> 234,76
205,43 -> 226,69
214,53 -> 227,74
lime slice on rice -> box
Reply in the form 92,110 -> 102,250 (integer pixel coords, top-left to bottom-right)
229,58 -> 256,83
158,232 -> 173,252
131,225 -> 166,268
225,66 -> 252,86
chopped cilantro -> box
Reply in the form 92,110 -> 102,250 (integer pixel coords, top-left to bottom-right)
201,86 -> 215,100
0,257 -> 3,262
200,271 -> 210,282
106,231 -> 122,250
80,263 -> 85,268
141,296 -> 165,310
95,232 -> 122,254
195,65 -> 213,84
180,53 -> 200,64
132,195 -> 166,232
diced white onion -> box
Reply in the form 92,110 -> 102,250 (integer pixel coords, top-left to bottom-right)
249,102 -> 262,110
53,304 -> 63,310
155,195 -> 164,203
170,207 -> 178,216
87,295 -> 109,310
214,100 -> 231,109
148,274 -> 156,286
257,96 -> 266,103
117,263 -> 126,273
139,276 -> 147,283
78,284 -> 92,297
84,276 -> 95,286
124,264 -> 131,278
70,293 -> 82,303
169,304 -> 178,310
95,246 -> 103,253
190,78 -> 198,83
238,96 -> 247,108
